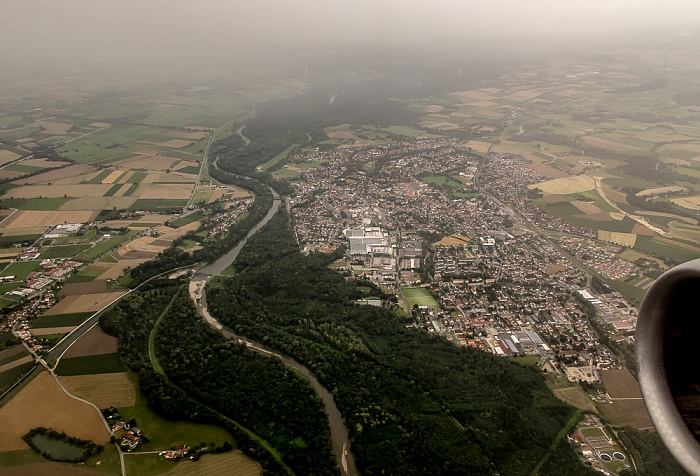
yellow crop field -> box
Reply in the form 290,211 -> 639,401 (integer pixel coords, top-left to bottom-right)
11,164 -> 94,186
636,186 -> 686,197
117,236 -> 168,255
114,155 -> 180,171
0,371 -> 109,451
530,175 -> 596,194
60,372 -> 136,408
137,184 -> 193,199
571,201 -> 603,214
96,259 -> 148,280
30,327 -> 76,336
2,184 -> 110,199
581,135 -> 638,151
528,162 -> 569,179
464,140 -> 492,153
31,119 -> 73,135
0,210 -> 97,229
672,195 -> 700,211
452,90 -> 495,101
158,139 -> 194,148
101,170 -> 123,184
58,197 -> 137,211
433,234 -> 471,246
43,291 -> 126,315
0,149 -> 21,164
165,451 -> 261,476
598,231 -> 637,247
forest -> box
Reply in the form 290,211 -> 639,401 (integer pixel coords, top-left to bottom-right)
206,207 -> 598,475
100,279 -> 338,475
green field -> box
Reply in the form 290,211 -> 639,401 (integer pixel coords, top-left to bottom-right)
0,260 -> 41,279
30,312 -> 95,329
0,346 -> 29,366
56,124 -> 168,164
272,168 -> 301,180
634,235 -> 700,263
119,373 -> 235,451
63,265 -> 107,283
82,169 -> 113,184
38,243 -> 92,259
385,125 -> 427,138
54,352 -> 125,376
126,171 -> 148,183
0,198 -> 72,211
74,230 -> 139,262
176,165 -> 201,175
261,144 -> 298,172
130,199 -> 188,211
0,361 -> 35,394
0,234 -> 40,247
534,199 -> 638,232
421,175 -> 464,188
402,287 -> 440,308
5,164 -> 44,174
0,281 -> 22,294
170,211 -> 205,228
104,183 -> 124,197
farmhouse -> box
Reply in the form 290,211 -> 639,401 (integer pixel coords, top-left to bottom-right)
120,431 -> 141,451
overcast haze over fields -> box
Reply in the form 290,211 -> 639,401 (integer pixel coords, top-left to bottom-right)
3,0 -> 700,75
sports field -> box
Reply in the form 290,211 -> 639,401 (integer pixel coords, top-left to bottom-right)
402,287 -> 440,308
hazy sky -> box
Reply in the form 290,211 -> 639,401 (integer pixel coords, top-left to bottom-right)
2,1 -> 700,73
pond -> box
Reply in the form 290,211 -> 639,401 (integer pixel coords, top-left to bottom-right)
31,433 -> 85,461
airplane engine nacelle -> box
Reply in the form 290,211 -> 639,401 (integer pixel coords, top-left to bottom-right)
637,258 -> 700,476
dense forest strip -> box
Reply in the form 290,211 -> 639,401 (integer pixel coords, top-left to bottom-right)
206,208 -> 596,475
530,409 -> 584,476
195,299 -> 356,476
147,285 -> 182,375
154,289 -> 338,475
100,282 -> 297,475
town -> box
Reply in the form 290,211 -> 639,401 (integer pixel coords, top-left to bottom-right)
287,138 -> 640,386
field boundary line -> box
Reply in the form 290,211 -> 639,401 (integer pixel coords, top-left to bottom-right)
48,368 -> 114,436
530,409 -> 584,476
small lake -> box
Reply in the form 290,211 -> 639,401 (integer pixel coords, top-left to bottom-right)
31,433 -> 85,461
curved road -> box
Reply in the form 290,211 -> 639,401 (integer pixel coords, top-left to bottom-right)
190,186 -> 356,476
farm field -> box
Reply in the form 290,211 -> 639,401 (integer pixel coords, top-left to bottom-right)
62,324 -> 118,358
60,372 -> 136,408
43,291 -> 127,315
30,312 -> 94,329
55,353 -> 125,376
599,369 -> 652,429
0,371 -> 109,451
166,451 -> 261,476
0,346 -> 29,367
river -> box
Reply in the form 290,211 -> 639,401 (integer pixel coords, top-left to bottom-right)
190,185 -> 356,476
235,125 -> 251,145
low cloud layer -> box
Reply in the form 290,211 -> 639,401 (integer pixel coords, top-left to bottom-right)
2,0 -> 699,75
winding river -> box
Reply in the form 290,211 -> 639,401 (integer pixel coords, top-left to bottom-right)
190,186 -> 356,476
